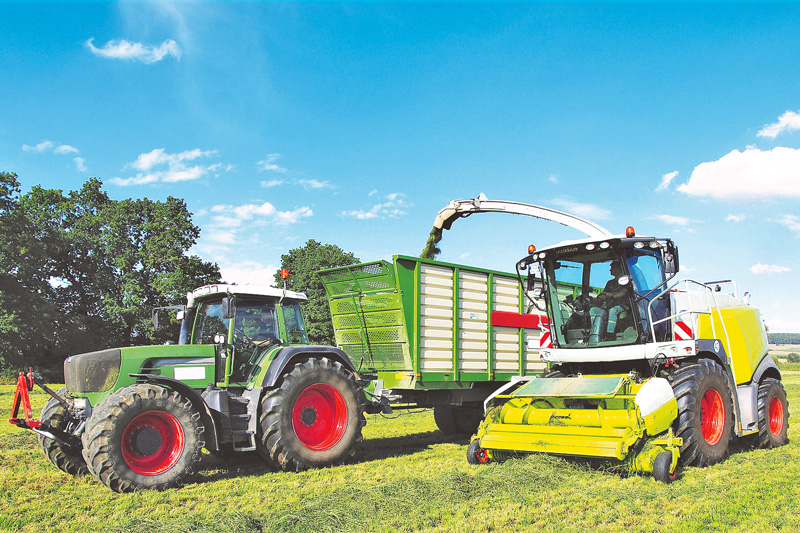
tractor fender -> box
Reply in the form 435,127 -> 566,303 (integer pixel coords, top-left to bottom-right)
259,346 -> 358,388
129,374 -> 220,451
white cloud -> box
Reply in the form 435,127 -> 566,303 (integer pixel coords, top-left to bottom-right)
54,144 -> 79,155
757,110 -> 800,139
368,189 -> 378,196
678,147 -> 800,199
111,148 -> 224,186
258,153 -> 287,173
725,214 -> 745,223
548,175 -> 559,184
751,263 -> 791,275
22,141 -> 54,152
261,179 -> 285,188
550,198 -> 611,220
651,214 -> 692,226
776,214 -> 800,237
341,193 -> 410,220
655,171 -> 678,192
73,157 -> 87,172
218,260 -> 280,286
210,202 -> 312,228
298,179 -> 333,190
86,38 -> 181,64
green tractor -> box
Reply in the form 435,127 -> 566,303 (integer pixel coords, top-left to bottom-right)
467,227 -> 789,481
10,283 -> 367,492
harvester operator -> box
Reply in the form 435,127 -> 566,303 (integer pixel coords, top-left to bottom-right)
588,260 -> 630,342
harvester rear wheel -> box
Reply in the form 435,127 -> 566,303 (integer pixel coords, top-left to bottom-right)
756,378 -> 789,448
258,358 -> 366,471
81,384 -> 205,492
433,405 -> 483,435
38,388 -> 88,477
466,439 -> 490,464
669,359 -> 733,467
653,452 -> 678,483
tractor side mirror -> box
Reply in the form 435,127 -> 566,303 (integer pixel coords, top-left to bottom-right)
663,241 -> 679,276
221,296 -> 234,320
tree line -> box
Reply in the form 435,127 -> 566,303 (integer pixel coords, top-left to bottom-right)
0,173 -> 221,378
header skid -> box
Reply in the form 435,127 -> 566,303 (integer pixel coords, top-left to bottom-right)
433,193 -> 613,239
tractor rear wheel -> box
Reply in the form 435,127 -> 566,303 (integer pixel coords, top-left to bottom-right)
668,359 -> 733,467
433,405 -> 484,435
258,358 -> 366,471
756,378 -> 789,448
81,384 -> 205,492
38,388 -> 88,477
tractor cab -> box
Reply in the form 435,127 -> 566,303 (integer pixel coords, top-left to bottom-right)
525,231 -> 678,349
180,284 -> 309,385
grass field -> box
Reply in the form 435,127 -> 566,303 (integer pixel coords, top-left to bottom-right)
1,375 -> 799,533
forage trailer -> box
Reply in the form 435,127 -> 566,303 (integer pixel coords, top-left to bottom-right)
467,227 -> 788,481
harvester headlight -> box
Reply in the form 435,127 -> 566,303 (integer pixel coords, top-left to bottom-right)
539,252 -> 546,258
585,244 -> 595,250
599,242 -> 610,249
634,242 -> 644,249
649,241 -> 660,249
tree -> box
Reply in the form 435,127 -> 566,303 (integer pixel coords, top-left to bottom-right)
274,240 -> 359,345
0,174 -> 221,377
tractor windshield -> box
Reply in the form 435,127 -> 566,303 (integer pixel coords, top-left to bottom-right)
545,252 -> 640,348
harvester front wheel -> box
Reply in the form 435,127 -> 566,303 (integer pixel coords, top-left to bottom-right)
81,384 -> 205,492
258,357 -> 366,471
466,439 -> 490,464
756,378 -> 789,448
669,359 -> 733,467
652,452 -> 678,483
38,388 -> 89,477
434,405 -> 484,435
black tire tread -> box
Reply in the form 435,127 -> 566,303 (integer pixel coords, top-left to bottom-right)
38,388 -> 89,477
81,383 -> 205,493
756,378 -> 789,448
258,357 -> 366,472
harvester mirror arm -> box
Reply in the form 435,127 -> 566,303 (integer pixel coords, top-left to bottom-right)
517,262 -> 545,312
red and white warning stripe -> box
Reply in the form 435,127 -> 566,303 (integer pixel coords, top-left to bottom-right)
673,320 -> 693,341
539,317 -> 553,349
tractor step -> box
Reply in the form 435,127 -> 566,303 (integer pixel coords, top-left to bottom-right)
232,429 -> 256,452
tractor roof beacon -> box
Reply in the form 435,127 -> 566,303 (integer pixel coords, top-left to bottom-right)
467,227 -> 788,482
10,282 -> 367,492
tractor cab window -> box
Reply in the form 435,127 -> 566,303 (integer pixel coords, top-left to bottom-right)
282,301 -> 308,344
191,302 -> 228,344
546,253 -> 639,348
230,298 -> 281,383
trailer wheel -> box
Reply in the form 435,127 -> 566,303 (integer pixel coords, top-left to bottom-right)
38,388 -> 88,477
258,357 -> 366,471
652,452 -> 678,483
433,405 -> 484,435
466,440 -> 490,464
756,378 -> 789,448
81,384 -> 205,492
669,359 -> 733,467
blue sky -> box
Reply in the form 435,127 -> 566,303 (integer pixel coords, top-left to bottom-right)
2,2 -> 800,333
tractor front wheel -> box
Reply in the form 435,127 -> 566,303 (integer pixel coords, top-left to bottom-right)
38,388 -> 88,477
756,378 -> 789,448
669,359 -> 733,467
258,358 -> 366,471
81,384 -> 205,492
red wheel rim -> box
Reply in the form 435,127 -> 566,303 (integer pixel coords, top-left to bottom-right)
700,387 -> 725,445
769,397 -> 785,436
292,383 -> 348,451
121,411 -> 184,475
477,448 -> 489,463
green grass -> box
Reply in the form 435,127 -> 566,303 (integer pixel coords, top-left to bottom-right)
2,375 -> 800,533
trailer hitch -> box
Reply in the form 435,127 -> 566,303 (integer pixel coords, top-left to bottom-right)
9,368 -> 83,450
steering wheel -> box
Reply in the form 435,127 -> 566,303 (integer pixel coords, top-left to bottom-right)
233,328 -> 255,350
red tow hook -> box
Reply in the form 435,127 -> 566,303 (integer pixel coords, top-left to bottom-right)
9,368 -> 41,429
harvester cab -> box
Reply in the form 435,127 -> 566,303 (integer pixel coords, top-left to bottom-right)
468,228 -> 788,482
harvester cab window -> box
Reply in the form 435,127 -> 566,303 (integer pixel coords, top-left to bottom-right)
548,254 -> 638,348
625,250 -> 670,341
192,302 -> 228,345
